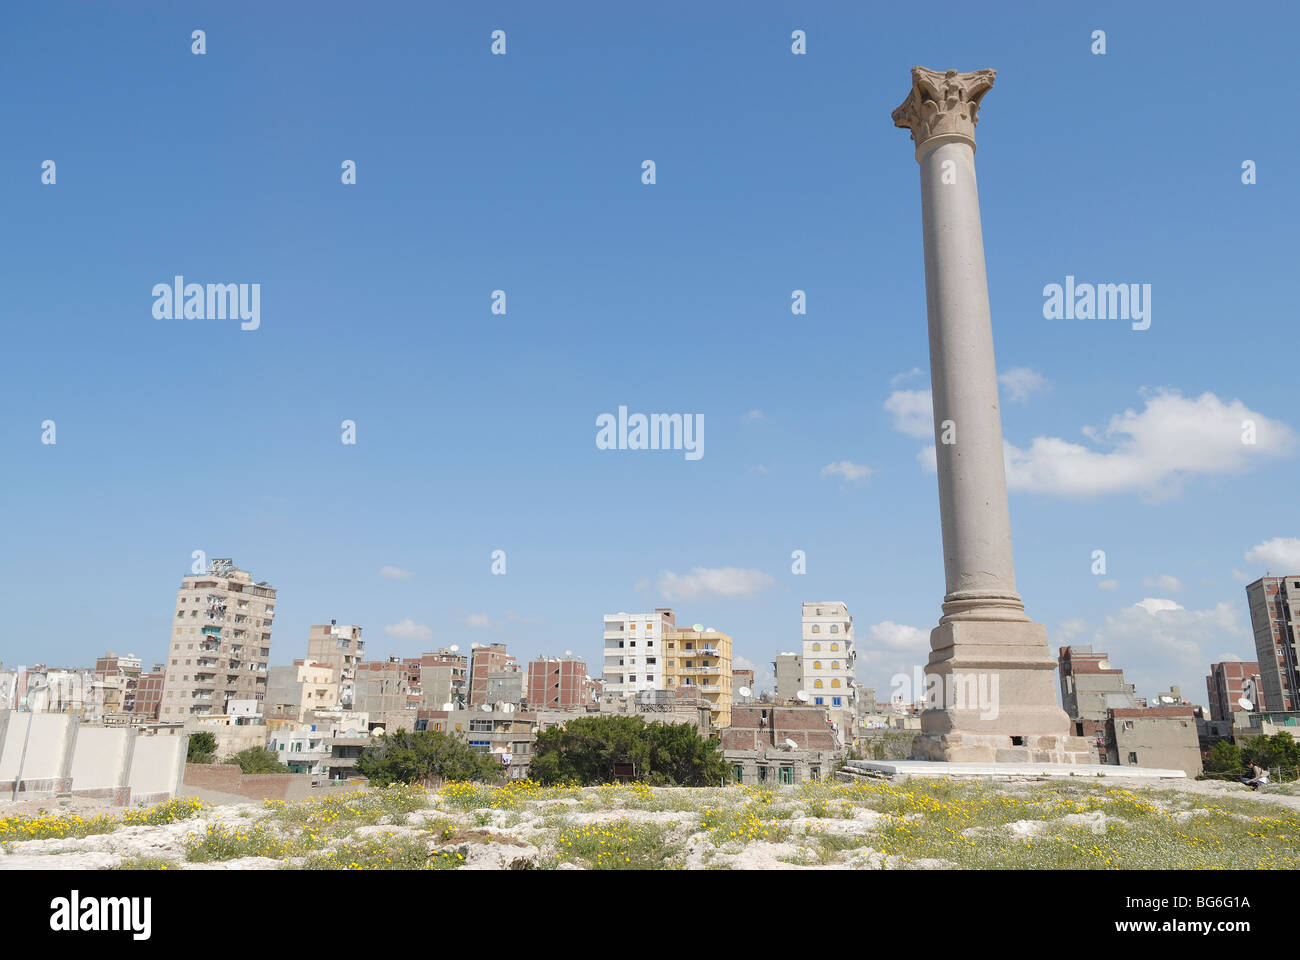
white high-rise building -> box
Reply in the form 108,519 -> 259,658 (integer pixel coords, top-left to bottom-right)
602,608 -> 675,696
800,602 -> 857,713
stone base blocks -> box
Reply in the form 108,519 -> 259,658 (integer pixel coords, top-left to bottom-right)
912,618 -> 1094,763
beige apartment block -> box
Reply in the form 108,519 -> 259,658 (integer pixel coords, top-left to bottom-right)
160,558 -> 275,719
265,660 -> 339,723
662,624 -> 733,729
306,622 -> 365,709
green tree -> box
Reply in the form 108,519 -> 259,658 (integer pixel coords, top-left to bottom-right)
530,715 -> 726,786
225,747 -> 290,774
1239,732 -> 1300,781
186,731 -> 217,764
1202,739 -> 1242,779
354,729 -> 502,787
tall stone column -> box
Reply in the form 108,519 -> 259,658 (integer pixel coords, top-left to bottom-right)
892,66 -> 1091,764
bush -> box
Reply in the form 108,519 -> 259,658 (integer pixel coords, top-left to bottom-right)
187,731 -> 217,764
354,729 -> 502,787
530,715 -> 728,786
225,747 -> 290,774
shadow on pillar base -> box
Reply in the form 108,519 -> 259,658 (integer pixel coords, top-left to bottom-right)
908,618 -> 1097,764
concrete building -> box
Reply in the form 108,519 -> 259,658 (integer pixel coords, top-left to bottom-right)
732,668 -> 755,699
772,652 -> 803,702
305,622 -> 365,709
602,608 -> 676,697
417,649 -> 469,709
722,705 -> 844,785
131,669 -> 165,721
1058,646 -> 1142,720
527,656 -> 594,709
353,657 -> 420,733
1246,576 -> 1300,711
93,652 -> 142,717
662,623 -> 733,729
264,660 -> 338,724
485,669 -> 523,707
160,558 -> 276,720
468,643 -> 516,708
1106,707 -> 1203,777
1206,661 -> 1263,722
599,688 -> 713,736
800,603 -> 857,710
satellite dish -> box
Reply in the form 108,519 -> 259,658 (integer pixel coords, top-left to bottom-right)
1238,697 -> 1254,711
470,642 -> 480,649
1098,659 -> 1111,670
449,645 -> 459,652
502,703 -> 514,713
531,726 -> 539,734
795,690 -> 809,702
705,627 -> 714,633
370,726 -> 385,737
564,649 -> 572,656
783,738 -> 798,750
693,624 -> 703,632
738,686 -> 752,698
480,703 -> 492,712
441,702 -> 454,711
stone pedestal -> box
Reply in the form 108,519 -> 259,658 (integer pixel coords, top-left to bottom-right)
892,66 -> 1090,764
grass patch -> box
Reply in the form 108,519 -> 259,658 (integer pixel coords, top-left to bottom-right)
295,835 -> 457,870
1,797 -> 204,843
115,856 -> 179,870
553,820 -> 675,870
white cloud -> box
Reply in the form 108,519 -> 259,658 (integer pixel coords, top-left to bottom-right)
655,566 -> 775,601
1097,579 -> 1119,591
1003,390 -> 1295,499
997,366 -> 1048,404
465,613 -> 498,629
750,464 -> 769,475
1134,598 -> 1184,615
867,620 -> 930,650
917,445 -> 937,473
506,610 -> 542,625
742,409 -> 766,423
820,461 -> 874,485
379,566 -> 412,580
890,367 -> 925,386
1231,569 -> 1252,583
1054,618 -> 1088,642
384,619 -> 432,643
1142,575 -> 1183,593
1086,599 -> 1253,702
1244,537 -> 1300,574
884,389 -> 933,438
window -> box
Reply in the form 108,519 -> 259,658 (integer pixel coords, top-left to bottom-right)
832,697 -> 842,707
813,661 -> 821,670
814,696 -> 824,705
812,643 -> 821,652
811,625 -> 820,634
1127,752 -> 1138,765
629,623 -> 637,630
733,765 -> 743,781
831,679 -> 841,688
668,642 -> 674,649
832,661 -> 840,669
830,625 -> 839,634
830,643 -> 839,651
814,679 -> 823,689
779,767 -> 794,785
758,766 -> 768,782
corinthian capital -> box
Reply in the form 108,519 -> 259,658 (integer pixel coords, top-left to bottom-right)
892,66 -> 996,155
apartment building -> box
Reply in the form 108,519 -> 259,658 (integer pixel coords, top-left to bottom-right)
353,657 -> 421,731
160,558 -> 275,719
1246,576 -> 1300,711
468,643 -> 516,708
1058,645 -> 1142,720
93,652 -> 142,716
662,623 -> 733,728
416,706 -> 536,779
131,668 -> 166,721
417,649 -> 469,709
772,652 -> 802,702
800,602 -> 856,711
1205,660 -> 1264,722
264,660 -> 339,724
722,705 -> 843,785
306,622 -> 365,709
602,608 -> 676,696
527,656 -> 593,709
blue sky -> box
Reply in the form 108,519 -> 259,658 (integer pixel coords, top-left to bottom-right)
2,1 -> 1297,705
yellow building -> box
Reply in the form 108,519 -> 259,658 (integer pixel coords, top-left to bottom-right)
662,625 -> 733,729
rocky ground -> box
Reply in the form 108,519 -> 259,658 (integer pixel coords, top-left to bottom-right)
2,775 -> 1297,870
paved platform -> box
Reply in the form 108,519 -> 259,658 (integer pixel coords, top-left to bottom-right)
844,759 -> 1187,780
